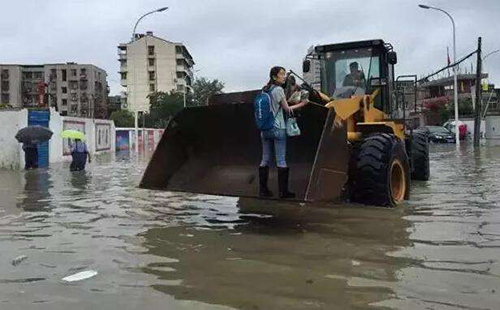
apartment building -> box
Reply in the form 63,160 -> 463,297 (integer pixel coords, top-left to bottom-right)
118,31 -> 195,112
0,63 -> 108,118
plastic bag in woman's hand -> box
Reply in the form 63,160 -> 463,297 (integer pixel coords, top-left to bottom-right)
286,114 -> 301,137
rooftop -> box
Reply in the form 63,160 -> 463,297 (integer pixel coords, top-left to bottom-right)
119,32 -> 195,64
420,73 -> 489,87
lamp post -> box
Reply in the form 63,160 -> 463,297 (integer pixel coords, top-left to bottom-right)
483,49 -> 499,61
130,7 -> 168,153
419,4 -> 460,146
131,7 -> 168,41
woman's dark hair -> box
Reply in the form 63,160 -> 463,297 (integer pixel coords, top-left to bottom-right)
264,66 -> 286,91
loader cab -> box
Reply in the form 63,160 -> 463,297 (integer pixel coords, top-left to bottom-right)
306,39 -> 397,115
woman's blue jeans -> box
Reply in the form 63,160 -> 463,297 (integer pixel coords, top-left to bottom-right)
260,128 -> 287,168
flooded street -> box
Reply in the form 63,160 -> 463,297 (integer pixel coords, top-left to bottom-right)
1,145 -> 500,310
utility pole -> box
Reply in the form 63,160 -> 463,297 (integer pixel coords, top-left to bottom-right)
473,37 -> 482,147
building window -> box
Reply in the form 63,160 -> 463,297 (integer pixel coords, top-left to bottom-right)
148,58 -> 155,66
71,69 -> 77,77
70,81 -> 78,89
34,72 -> 43,79
1,93 -> 9,104
1,69 -> 9,78
50,69 -> 57,80
1,80 -> 9,91
149,71 -> 155,81
148,45 -> 155,56
175,46 -> 182,54
62,87 -> 67,94
62,99 -> 67,106
120,72 -> 127,80
149,84 -> 155,92
176,59 -> 184,66
62,69 -> 67,81
23,72 -> 33,79
177,85 -> 184,91
176,72 -> 184,78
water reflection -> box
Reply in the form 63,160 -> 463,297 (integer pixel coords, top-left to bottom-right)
70,170 -> 92,192
140,198 -> 413,309
18,170 -> 52,211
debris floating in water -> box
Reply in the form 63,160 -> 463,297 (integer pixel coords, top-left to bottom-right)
12,255 -> 28,266
62,270 -> 98,282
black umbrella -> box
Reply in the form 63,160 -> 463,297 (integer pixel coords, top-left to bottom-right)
15,125 -> 53,144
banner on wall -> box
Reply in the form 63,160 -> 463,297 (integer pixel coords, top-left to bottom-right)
95,123 -> 111,151
147,130 -> 155,151
129,130 -> 143,150
116,130 -> 130,150
63,120 -> 86,155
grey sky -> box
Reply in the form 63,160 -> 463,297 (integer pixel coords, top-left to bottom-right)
1,0 -> 499,95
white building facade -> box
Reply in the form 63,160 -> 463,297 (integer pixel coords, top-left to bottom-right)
118,32 -> 195,113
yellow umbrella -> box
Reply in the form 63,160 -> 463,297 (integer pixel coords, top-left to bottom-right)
61,130 -> 85,140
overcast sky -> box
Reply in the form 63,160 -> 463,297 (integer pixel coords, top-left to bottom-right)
1,0 -> 499,95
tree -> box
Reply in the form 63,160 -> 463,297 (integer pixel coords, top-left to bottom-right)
145,91 -> 184,128
110,110 -> 135,127
192,77 -> 225,106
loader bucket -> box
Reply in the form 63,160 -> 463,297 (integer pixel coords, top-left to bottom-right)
139,102 -> 348,202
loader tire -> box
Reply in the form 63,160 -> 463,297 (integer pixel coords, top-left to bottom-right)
350,133 -> 410,207
410,130 -> 430,181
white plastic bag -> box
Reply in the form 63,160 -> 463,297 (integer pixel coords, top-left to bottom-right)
286,112 -> 301,137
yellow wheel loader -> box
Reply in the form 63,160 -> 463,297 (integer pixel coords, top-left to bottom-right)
140,39 -> 430,207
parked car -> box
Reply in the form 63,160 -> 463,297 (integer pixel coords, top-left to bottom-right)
425,126 -> 456,143
443,120 -> 467,140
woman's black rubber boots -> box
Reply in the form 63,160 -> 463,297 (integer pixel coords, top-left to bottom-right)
258,166 -> 273,197
278,167 -> 296,199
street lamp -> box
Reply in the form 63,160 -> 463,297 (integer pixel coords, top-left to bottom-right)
483,49 -> 499,61
131,7 -> 168,41
130,6 -> 168,153
419,4 -> 460,146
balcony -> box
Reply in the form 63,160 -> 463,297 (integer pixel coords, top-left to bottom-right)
80,73 -> 87,80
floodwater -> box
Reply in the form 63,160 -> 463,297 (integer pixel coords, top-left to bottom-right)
1,144 -> 500,310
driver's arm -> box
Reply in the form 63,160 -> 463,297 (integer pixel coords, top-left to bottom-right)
343,74 -> 353,87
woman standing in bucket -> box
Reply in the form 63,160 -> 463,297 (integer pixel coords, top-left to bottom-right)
258,66 -> 309,199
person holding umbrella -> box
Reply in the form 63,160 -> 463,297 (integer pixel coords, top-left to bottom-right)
15,125 -> 53,170
61,130 -> 91,171
70,139 -> 91,171
22,142 -> 38,170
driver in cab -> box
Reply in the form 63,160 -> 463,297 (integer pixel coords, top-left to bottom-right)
342,61 -> 366,88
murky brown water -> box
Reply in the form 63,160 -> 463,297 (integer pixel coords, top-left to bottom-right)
1,144 -> 500,310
